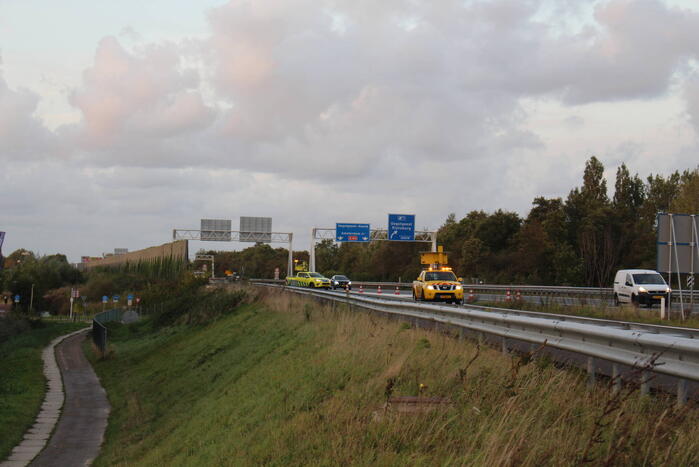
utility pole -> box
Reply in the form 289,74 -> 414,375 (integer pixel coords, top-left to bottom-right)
29,283 -> 34,314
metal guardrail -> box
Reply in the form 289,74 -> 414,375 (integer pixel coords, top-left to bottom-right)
250,278 -> 697,303
261,284 -> 699,403
92,308 -> 125,355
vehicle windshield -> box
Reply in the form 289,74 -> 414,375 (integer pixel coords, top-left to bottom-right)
334,275 -> 348,280
425,271 -> 457,281
632,273 -> 666,285
309,272 -> 324,278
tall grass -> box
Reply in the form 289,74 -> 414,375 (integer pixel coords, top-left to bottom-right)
0,320 -> 86,460
90,287 -> 699,466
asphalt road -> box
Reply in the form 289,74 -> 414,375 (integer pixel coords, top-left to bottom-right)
322,285 -> 699,314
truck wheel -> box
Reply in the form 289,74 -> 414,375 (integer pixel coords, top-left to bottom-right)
614,293 -> 620,307
631,294 -> 638,307
412,289 -> 417,301
308,282 -> 314,288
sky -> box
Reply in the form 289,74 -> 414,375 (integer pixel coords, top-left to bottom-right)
2,0 -> 699,262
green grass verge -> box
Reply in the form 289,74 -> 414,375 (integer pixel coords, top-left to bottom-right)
0,320 -> 87,460
89,289 -> 699,465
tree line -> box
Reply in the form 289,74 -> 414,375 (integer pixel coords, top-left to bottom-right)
208,157 -> 698,287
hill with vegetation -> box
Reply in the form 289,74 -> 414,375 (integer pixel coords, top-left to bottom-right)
88,285 -> 699,466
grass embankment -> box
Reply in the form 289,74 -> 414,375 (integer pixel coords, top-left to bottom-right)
90,287 -> 699,466
0,319 -> 86,460
478,298 -> 699,329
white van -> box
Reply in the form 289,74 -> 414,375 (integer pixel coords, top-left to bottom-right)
613,269 -> 671,307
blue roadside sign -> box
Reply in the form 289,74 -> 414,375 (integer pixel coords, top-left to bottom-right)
102,295 -> 108,304
14,294 -> 20,303
127,294 -> 134,300
388,214 -> 415,241
336,223 -> 370,242
113,295 -> 120,303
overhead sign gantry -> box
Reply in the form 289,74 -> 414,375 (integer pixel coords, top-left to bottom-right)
309,213 -> 436,272
173,217 -> 293,276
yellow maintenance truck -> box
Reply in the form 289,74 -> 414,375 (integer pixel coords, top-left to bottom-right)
412,246 -> 464,304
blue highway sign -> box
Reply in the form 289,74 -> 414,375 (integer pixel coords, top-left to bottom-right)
102,295 -> 109,304
336,223 -> 370,242
113,295 -> 120,303
388,214 -> 415,241
14,294 -> 20,303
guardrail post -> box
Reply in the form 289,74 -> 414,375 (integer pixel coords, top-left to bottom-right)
640,372 -> 650,396
612,364 -> 622,394
586,357 -> 595,387
677,379 -> 688,407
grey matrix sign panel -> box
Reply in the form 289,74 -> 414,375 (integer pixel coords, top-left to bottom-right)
657,213 -> 698,274
240,217 -> 272,243
201,219 -> 232,241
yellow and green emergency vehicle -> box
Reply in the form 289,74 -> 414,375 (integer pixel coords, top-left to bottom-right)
286,271 -> 332,288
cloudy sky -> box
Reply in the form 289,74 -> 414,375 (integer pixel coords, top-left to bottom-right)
2,0 -> 699,261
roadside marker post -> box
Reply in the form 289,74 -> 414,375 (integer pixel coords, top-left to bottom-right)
395,286 -> 400,295
661,297 -> 666,320
69,288 -> 79,320
378,285 -> 382,295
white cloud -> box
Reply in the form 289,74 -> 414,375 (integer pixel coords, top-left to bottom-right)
69,37 -> 215,147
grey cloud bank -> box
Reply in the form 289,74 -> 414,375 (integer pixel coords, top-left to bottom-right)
1,0 -> 699,261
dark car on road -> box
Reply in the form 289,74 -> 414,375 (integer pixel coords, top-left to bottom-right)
330,275 -> 352,290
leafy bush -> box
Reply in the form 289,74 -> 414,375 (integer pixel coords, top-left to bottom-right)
0,315 -> 45,344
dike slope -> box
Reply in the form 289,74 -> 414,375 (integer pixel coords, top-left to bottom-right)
90,289 -> 699,466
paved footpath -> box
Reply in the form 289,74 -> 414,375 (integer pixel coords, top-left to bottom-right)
2,330 -> 110,466
31,331 -> 110,466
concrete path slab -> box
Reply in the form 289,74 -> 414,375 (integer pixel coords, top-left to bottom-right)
29,332 -> 110,467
